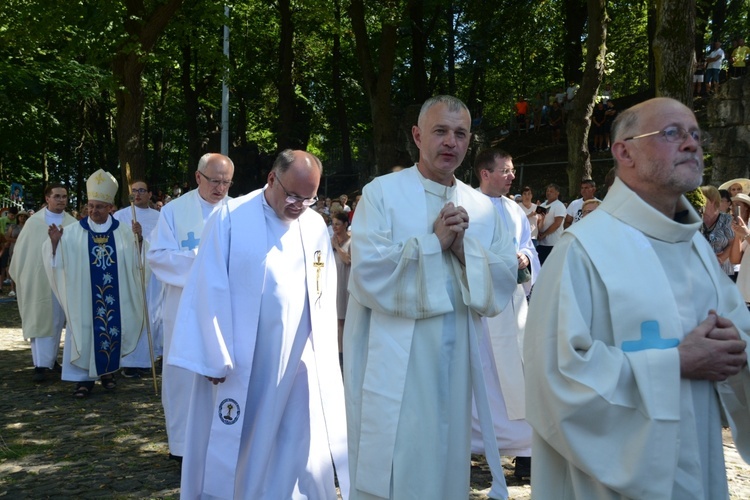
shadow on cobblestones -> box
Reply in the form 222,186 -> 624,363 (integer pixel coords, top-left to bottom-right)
0,303 -> 180,499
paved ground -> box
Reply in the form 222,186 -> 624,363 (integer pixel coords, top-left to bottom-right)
0,298 -> 749,498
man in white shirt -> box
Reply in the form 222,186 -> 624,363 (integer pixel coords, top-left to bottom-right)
564,179 -> 599,228
536,183 -> 566,265
707,40 -> 725,94
10,184 -> 77,382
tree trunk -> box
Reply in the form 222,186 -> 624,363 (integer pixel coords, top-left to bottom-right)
332,0 -> 352,173
112,0 -> 183,205
348,0 -> 400,177
566,0 -> 608,197
653,0 -> 696,106
277,0 -> 297,150
408,0 -> 429,103
563,0 -> 588,84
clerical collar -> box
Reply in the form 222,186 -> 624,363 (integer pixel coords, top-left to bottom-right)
88,215 -> 113,233
45,208 -> 64,225
415,166 -> 457,202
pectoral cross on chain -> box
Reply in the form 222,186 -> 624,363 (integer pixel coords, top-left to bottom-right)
313,250 -> 324,300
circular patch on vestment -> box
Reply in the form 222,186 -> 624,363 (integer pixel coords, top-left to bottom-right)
218,398 -> 241,425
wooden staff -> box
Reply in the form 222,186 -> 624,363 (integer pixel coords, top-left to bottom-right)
130,195 -> 159,395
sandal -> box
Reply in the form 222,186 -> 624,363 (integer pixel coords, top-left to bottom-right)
100,375 -> 117,390
73,384 -> 91,398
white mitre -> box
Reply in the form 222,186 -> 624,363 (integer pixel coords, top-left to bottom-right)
86,169 -> 119,204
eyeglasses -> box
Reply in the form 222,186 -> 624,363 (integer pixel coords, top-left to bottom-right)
132,188 -> 149,194
275,175 -> 318,207
198,170 -> 233,188
624,126 -> 704,145
499,168 -> 516,176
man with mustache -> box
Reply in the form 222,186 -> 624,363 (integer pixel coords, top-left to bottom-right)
524,97 -> 750,498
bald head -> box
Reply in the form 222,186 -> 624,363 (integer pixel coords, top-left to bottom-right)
266,149 -> 322,221
610,97 -> 703,217
195,153 -> 235,204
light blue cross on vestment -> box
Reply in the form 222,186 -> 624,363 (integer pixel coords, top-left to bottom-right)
181,231 -> 200,251
621,320 -> 680,352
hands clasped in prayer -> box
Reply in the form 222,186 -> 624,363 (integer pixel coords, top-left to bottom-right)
434,202 -> 468,264
679,310 -> 748,381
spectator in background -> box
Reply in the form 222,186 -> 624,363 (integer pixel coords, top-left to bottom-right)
340,194 -> 351,213
694,55 -> 707,96
5,210 -> 29,297
519,186 -> 539,245
701,185 -> 736,278
531,92 -> 544,132
591,101 -> 607,152
706,40 -> 725,94
580,199 -> 601,218
536,184 -> 566,265
331,211 -> 351,369
515,96 -> 529,134
603,100 -> 617,150
548,101 -> 563,145
732,38 -> 750,78
720,189 -> 733,214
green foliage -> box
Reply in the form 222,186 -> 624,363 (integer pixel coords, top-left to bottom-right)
0,0 -> 741,200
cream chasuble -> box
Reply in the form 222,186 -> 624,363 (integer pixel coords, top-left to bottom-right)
344,166 -> 517,499
169,188 -> 348,500
525,178 -> 750,499
44,217 -> 145,378
10,209 -> 77,339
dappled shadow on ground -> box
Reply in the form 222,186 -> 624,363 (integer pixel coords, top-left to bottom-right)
0,301 -> 180,499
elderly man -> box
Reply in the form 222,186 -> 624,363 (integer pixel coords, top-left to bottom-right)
44,169 -> 145,398
472,148 -> 540,483
114,180 -> 162,378
10,184 -> 77,382
168,149 -> 348,499
146,153 -> 234,463
525,97 -> 750,498
344,95 -> 517,500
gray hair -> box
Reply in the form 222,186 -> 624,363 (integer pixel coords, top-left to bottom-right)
418,95 -> 471,126
197,153 -> 235,173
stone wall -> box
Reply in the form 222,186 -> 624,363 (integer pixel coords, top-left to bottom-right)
707,77 -> 750,183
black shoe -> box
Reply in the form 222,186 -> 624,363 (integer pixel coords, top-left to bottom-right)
121,368 -> 141,378
32,367 -> 47,382
169,453 -> 183,464
513,456 -> 531,479
52,362 -> 62,374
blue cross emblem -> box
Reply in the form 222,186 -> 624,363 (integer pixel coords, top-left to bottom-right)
621,321 -> 680,352
181,231 -> 200,251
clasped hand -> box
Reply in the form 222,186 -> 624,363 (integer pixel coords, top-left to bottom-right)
679,310 -> 748,381
434,202 -> 469,262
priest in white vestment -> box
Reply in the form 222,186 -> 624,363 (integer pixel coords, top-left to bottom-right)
169,150 -> 348,499
9,184 -> 77,381
525,97 -> 750,499
114,180 -> 162,375
344,96 -> 517,500
471,148 -> 539,483
146,153 -> 234,461
44,169 -> 146,398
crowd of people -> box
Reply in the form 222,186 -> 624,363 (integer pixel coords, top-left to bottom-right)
4,94 -> 750,500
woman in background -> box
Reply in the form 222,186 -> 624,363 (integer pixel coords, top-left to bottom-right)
331,211 -> 351,368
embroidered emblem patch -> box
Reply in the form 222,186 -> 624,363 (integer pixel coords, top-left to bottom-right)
218,398 -> 241,425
